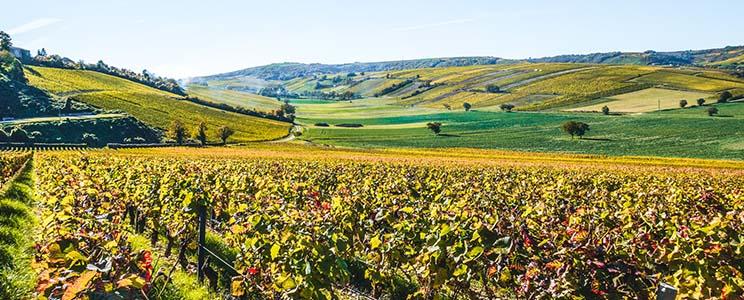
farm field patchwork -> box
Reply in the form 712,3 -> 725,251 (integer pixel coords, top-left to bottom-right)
299,103 -> 744,160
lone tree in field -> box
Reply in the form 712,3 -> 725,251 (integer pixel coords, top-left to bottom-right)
217,126 -> 235,144
169,120 -> 188,145
426,122 -> 442,135
193,121 -> 208,145
718,91 -> 732,103
561,121 -> 590,139
679,99 -> 688,108
0,31 -> 11,51
697,98 -> 705,106
601,105 -> 610,115
707,107 -> 719,116
500,103 -> 515,112
485,84 -> 501,93
463,102 -> 472,112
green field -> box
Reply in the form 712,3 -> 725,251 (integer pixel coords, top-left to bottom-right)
25,67 -> 291,143
299,102 -> 744,159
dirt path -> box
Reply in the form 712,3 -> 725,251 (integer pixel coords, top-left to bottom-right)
266,125 -> 299,143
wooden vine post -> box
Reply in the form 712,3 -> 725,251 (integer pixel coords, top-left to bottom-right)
197,203 -> 207,283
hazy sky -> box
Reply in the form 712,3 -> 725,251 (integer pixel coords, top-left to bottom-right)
2,0 -> 742,78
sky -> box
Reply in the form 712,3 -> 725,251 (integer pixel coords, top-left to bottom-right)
2,0 -> 742,78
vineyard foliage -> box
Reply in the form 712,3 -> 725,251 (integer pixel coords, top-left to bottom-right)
0,152 -> 31,188
32,150 -> 744,299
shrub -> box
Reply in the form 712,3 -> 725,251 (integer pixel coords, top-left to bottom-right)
426,122 -> 442,135
463,102 -> 472,111
601,105 -> 610,115
707,107 -> 719,116
500,103 -> 515,112
334,124 -> 363,128
697,98 -> 705,106
679,99 -> 687,108
718,91 -> 732,103
485,84 -> 501,93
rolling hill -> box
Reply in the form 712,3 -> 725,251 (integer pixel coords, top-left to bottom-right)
272,63 -> 743,111
194,45 -> 744,86
24,66 -> 291,143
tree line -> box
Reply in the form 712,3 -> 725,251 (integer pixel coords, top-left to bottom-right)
168,120 -> 234,145
1,30 -> 184,96
31,52 -> 185,95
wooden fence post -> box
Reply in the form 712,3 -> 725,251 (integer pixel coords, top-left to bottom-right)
197,204 -> 207,283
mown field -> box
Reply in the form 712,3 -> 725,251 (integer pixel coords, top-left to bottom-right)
3,145 -> 739,299
25,67 -> 291,143
299,102 -> 744,160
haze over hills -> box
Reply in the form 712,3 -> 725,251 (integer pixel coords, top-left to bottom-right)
194,45 -> 744,82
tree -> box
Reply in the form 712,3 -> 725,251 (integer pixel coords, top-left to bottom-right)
601,105 -> 610,115
718,91 -> 732,103
500,103 -> 515,112
426,122 -> 442,135
679,99 -> 688,108
169,120 -> 188,145
485,84 -> 501,93
561,121 -> 590,139
463,102 -> 472,112
0,31 -> 11,51
37,48 -> 47,57
0,128 -> 8,142
8,127 -> 29,143
696,98 -> 705,106
193,121 -> 208,146
63,98 -> 73,113
217,126 -> 234,144
707,107 -> 719,116
81,133 -> 98,146
280,101 -> 296,122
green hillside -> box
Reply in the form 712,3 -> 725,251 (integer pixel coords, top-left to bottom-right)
25,66 -> 291,143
